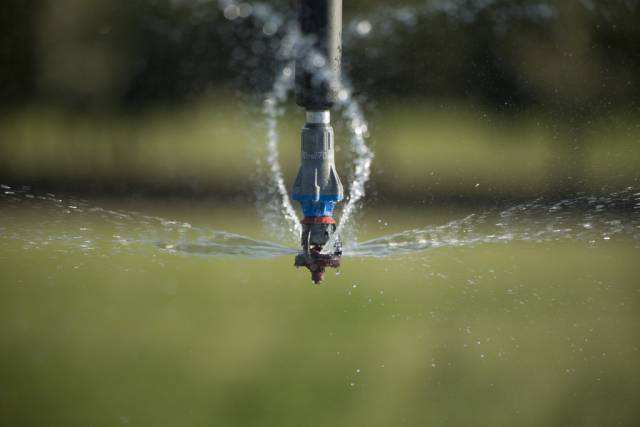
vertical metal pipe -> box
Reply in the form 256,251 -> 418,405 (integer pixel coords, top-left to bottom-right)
295,0 -> 342,111
292,0 -> 344,284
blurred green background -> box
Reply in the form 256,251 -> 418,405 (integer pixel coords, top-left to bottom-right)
1,0 -> 639,199
1,1 -> 639,426
1,202 -> 639,427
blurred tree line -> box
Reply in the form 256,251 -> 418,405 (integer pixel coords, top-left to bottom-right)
1,0 -> 639,197
2,0 -> 639,114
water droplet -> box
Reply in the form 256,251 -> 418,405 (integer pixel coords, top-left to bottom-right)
238,3 -> 252,18
262,21 -> 279,36
311,54 -> 326,68
356,20 -> 372,36
223,5 -> 240,20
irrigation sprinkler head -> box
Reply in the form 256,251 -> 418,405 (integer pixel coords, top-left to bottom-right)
291,0 -> 344,284
290,114 -> 344,284
295,217 -> 342,284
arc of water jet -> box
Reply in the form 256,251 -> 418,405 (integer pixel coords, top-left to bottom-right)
262,64 -> 302,239
317,77 -> 374,253
347,191 -> 640,258
335,79 -> 374,235
215,1 -> 375,246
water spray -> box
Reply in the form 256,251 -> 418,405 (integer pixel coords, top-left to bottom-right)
292,0 -> 344,284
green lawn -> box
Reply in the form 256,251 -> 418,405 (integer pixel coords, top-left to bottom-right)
1,203 -> 638,426
1,102 -> 638,197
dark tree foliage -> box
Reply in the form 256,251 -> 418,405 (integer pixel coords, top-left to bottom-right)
1,0 -> 638,115
0,0 -> 40,108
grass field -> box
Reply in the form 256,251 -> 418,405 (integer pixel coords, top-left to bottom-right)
1,202 -> 639,426
1,102 -> 639,198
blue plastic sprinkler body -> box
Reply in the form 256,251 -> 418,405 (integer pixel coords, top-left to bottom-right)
291,111 -> 343,217
292,0 -> 344,284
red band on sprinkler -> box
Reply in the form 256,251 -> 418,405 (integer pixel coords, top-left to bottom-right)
301,216 -> 336,225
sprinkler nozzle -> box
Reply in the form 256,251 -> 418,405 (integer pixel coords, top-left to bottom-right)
292,1 -> 344,284
291,111 -> 343,284
294,219 -> 342,284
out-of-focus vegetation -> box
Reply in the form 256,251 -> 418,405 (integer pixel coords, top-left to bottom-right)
1,205 -> 639,426
2,2 -> 639,425
1,0 -> 639,198
4,0 -> 639,110
1,101 -> 638,200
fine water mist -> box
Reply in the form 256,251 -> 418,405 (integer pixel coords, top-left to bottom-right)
348,190 -> 640,257
2,2 -> 640,425
1,1 -> 639,262
2,185 -> 638,260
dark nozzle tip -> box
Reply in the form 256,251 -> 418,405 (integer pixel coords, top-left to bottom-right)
311,271 -> 324,284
